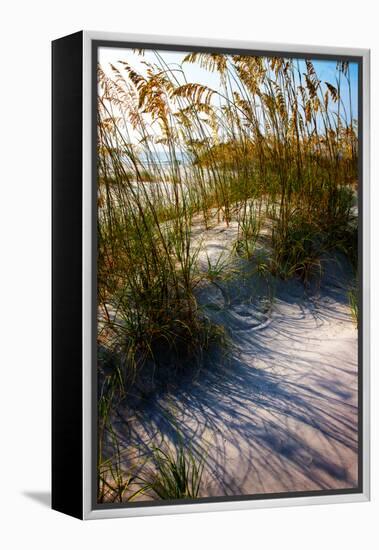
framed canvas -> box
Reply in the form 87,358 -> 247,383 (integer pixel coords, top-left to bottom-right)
52,31 -> 370,520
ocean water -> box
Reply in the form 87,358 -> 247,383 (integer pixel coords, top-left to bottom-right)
139,150 -> 192,166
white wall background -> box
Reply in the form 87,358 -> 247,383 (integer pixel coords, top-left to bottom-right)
1,1 -> 377,548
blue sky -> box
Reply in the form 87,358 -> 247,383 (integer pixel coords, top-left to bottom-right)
306,58 -> 358,121
99,46 -> 359,137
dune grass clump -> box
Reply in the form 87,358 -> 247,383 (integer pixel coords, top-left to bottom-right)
97,74 -> 220,383
348,284 -> 358,326
140,440 -> 205,500
270,215 -> 323,282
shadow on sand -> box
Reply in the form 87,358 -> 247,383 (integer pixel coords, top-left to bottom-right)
107,253 -> 358,497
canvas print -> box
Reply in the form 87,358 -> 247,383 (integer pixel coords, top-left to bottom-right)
96,46 -> 359,505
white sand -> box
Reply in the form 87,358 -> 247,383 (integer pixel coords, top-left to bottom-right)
113,215 -> 358,497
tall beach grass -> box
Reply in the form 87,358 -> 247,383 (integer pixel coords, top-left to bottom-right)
96,51 -> 358,501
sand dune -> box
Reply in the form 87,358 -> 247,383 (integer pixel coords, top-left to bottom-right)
112,216 -> 358,498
